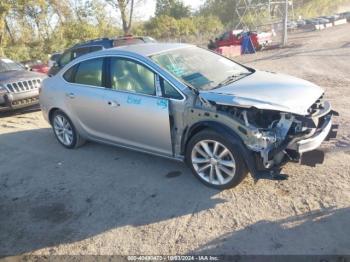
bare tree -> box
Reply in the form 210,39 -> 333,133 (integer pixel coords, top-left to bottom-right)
106,0 -> 135,35
0,0 -> 12,55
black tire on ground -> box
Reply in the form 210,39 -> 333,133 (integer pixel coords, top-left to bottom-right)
51,110 -> 85,149
185,129 -> 248,189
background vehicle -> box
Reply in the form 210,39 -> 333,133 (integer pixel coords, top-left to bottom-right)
0,58 -> 45,112
48,36 -> 157,76
21,60 -> 49,74
48,52 -> 62,68
297,19 -> 307,27
339,11 -> 350,21
287,21 -> 298,30
212,30 -> 272,50
40,43 -> 335,189
315,17 -> 330,24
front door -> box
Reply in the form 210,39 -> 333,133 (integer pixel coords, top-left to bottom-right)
64,56 -> 173,156
101,89 -> 172,155
102,57 -> 172,155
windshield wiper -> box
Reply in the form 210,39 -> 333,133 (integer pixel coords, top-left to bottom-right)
216,72 -> 250,88
183,81 -> 199,95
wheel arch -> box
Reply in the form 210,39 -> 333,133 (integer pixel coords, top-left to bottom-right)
48,107 -> 60,125
181,121 -> 258,177
181,121 -> 240,153
48,107 -> 71,125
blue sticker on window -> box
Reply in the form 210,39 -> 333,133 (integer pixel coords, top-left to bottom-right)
127,96 -> 141,105
157,99 -> 168,109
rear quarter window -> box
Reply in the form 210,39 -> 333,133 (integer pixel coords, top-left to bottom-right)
63,64 -> 78,82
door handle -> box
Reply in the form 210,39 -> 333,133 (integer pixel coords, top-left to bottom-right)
66,92 -> 75,99
107,100 -> 120,107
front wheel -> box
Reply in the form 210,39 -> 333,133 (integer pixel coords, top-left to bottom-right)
186,130 -> 247,189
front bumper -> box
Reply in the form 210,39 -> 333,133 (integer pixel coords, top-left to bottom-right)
297,114 -> 333,153
0,90 -> 39,112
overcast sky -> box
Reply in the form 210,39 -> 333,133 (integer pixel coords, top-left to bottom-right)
133,0 -> 203,20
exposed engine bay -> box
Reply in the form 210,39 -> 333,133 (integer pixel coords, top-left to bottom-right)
190,95 -> 338,173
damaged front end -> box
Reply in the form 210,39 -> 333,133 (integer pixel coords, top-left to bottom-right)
211,95 -> 338,178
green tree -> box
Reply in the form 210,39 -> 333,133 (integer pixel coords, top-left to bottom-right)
0,0 -> 15,55
199,0 -> 238,26
105,0 -> 135,35
193,15 -> 223,36
145,15 -> 179,38
155,0 -> 191,19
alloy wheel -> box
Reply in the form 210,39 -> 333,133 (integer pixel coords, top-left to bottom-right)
191,139 -> 236,186
53,114 -> 74,146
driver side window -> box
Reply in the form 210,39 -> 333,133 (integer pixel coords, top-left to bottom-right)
160,78 -> 183,100
110,58 -> 156,96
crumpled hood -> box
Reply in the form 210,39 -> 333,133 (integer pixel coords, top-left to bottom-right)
0,70 -> 45,83
200,70 -> 324,115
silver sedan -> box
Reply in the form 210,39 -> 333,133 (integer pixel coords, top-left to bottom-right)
40,43 -> 336,189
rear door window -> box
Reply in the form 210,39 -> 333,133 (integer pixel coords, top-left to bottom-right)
74,58 -> 104,87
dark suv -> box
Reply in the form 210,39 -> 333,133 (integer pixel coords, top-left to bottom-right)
48,36 -> 156,76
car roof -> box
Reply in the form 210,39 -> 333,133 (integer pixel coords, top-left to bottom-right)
71,36 -> 156,49
100,43 -> 194,57
73,38 -> 112,48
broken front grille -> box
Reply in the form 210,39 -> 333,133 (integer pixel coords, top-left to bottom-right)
307,95 -> 325,115
5,79 -> 41,93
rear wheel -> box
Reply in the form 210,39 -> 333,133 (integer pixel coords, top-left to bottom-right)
186,130 -> 247,189
52,110 -> 85,149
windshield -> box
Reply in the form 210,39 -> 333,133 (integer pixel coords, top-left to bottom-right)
151,46 -> 251,91
0,58 -> 24,73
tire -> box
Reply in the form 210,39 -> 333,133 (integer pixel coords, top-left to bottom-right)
186,129 -> 248,189
51,110 -> 85,149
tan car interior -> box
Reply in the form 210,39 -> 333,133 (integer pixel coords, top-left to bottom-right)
111,59 -> 156,96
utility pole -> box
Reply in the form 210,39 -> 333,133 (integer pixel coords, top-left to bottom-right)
282,0 -> 288,46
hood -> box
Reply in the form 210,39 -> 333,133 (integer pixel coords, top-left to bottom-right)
200,70 -> 324,115
0,70 -> 45,83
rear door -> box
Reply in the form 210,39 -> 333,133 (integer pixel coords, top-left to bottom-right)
62,57 -> 113,139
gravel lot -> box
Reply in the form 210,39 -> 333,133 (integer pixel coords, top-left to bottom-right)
1,24 -> 350,256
